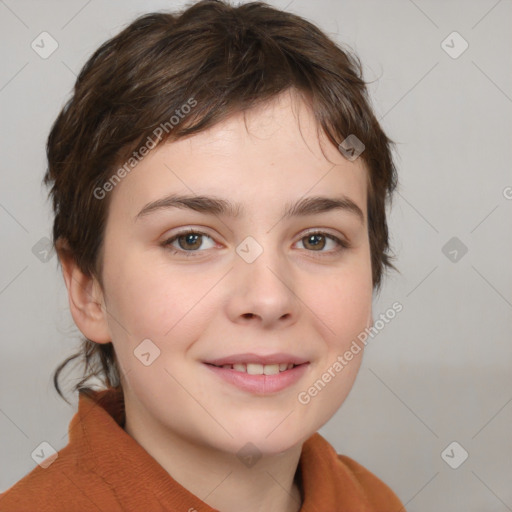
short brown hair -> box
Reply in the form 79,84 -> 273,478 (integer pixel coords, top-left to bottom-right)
46,0 -> 398,402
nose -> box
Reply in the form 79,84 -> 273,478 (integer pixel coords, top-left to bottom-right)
225,240 -> 300,329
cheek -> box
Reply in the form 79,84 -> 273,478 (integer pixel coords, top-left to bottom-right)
310,264 -> 373,347
103,250 -> 217,347
304,262 -> 372,416
101,252 -> 171,341
300,272 -> 371,425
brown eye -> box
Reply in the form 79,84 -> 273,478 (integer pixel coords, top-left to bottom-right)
297,231 -> 349,256
176,233 -> 203,250
162,229 -> 216,257
302,233 -> 327,251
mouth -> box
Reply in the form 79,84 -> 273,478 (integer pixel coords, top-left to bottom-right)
202,354 -> 310,394
204,362 -> 300,375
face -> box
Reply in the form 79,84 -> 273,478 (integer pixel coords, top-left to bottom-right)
97,89 -> 373,456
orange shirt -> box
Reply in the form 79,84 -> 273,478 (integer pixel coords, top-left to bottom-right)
0,388 -> 405,511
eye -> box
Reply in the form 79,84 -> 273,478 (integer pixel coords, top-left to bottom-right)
162,228 -> 350,259
296,231 -> 349,256
162,229 -> 216,257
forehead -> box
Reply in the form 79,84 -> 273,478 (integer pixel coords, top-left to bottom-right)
107,90 -> 368,221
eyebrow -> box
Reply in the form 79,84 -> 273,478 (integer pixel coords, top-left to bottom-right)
135,193 -> 365,224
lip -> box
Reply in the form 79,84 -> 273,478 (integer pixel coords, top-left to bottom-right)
204,352 -> 309,367
203,361 -> 310,394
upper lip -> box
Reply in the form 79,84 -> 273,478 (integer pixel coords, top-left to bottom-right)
204,353 -> 310,366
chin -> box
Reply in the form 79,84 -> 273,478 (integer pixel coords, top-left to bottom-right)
219,418 -> 312,456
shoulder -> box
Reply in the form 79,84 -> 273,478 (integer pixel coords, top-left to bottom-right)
0,444 -> 121,512
301,432 -> 405,510
336,452 -> 405,511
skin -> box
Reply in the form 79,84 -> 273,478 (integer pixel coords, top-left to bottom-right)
60,88 -> 374,512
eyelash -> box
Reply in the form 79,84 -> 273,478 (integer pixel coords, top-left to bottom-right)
161,228 -> 350,259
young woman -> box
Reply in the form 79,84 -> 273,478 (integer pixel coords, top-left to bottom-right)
0,2 -> 402,510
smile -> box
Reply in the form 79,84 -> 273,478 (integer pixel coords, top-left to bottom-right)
207,362 -> 297,374
203,361 -> 310,394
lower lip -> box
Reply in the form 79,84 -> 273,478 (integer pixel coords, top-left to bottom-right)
203,363 -> 309,394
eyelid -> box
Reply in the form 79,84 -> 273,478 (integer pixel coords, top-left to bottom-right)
299,228 -> 349,244
161,228 -> 216,256
296,229 -> 351,254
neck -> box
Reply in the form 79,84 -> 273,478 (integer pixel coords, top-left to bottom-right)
124,406 -> 304,512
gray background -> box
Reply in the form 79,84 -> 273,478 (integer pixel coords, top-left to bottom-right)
1,0 -> 511,510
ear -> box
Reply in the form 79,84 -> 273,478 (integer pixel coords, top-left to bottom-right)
57,240 -> 111,344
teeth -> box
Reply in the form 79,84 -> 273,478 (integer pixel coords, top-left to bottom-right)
247,363 -> 264,375
217,363 -> 297,374
263,364 -> 280,375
